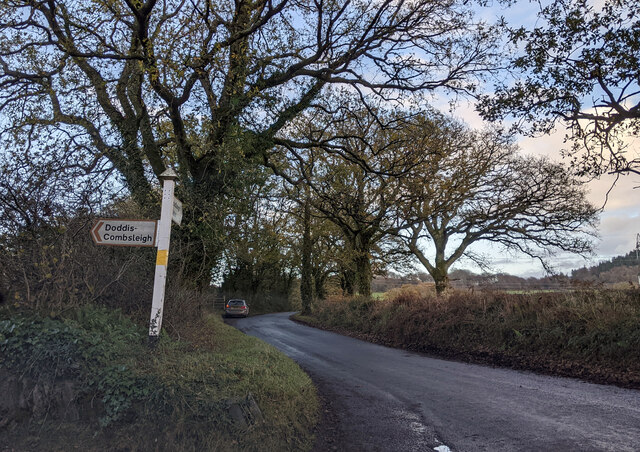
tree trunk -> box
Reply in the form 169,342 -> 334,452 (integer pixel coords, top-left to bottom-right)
350,234 -> 372,297
341,266 -> 355,296
354,252 -> 372,297
432,263 -> 450,295
313,269 -> 328,300
300,196 -> 313,314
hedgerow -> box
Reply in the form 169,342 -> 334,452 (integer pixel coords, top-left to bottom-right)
302,288 -> 640,387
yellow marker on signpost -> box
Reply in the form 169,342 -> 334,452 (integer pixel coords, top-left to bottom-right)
155,249 -> 169,266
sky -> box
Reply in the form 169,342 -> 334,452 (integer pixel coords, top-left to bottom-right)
433,0 -> 640,277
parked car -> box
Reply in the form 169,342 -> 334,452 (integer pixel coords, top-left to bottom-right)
225,299 -> 249,318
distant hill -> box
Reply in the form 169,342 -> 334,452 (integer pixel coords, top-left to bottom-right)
571,250 -> 640,285
373,250 -> 640,293
373,269 -> 573,292
371,272 -> 429,293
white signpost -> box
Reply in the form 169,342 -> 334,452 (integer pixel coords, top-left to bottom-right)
148,169 -> 179,342
90,168 -> 180,345
91,219 -> 157,247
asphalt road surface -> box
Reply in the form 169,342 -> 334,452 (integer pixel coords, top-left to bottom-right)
227,312 -> 640,452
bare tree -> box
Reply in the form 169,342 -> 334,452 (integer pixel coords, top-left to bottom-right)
275,100 -> 428,296
397,117 -> 599,294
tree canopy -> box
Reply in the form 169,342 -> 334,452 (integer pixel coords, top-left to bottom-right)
397,116 -> 599,293
273,98 -> 430,296
0,0 -> 499,286
0,0 -> 498,191
479,0 -> 640,177
0,0 -> 609,307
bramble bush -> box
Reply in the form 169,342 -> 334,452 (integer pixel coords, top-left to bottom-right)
0,212 -> 155,316
0,203 -> 212,331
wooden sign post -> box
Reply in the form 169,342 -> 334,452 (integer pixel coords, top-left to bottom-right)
149,169 -> 178,342
90,168 -> 180,344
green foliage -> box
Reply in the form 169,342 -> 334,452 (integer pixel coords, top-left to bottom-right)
220,173 -> 298,312
0,306 -> 318,450
0,316 -> 86,378
0,305 -> 147,426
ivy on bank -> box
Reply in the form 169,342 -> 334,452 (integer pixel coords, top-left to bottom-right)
0,306 -> 152,427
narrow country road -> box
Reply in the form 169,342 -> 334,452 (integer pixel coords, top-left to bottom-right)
227,312 -> 640,452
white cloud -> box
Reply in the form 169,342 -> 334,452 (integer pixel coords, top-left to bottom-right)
597,213 -> 640,256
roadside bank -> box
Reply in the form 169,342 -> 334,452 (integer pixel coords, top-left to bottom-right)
293,289 -> 640,389
0,306 -> 318,451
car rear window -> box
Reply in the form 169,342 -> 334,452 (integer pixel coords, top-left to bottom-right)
228,300 -> 246,306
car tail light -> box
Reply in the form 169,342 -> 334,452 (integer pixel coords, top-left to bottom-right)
241,306 -> 246,309
225,304 -> 229,308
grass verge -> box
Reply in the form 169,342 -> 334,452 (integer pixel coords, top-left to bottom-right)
295,289 -> 640,388
0,305 -> 318,451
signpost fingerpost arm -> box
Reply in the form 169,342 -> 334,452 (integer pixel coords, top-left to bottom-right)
149,169 -> 178,343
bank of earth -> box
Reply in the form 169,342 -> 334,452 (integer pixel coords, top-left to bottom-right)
0,305 -> 318,451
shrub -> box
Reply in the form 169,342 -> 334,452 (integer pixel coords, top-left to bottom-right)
0,214 -> 155,315
0,305 -> 147,426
